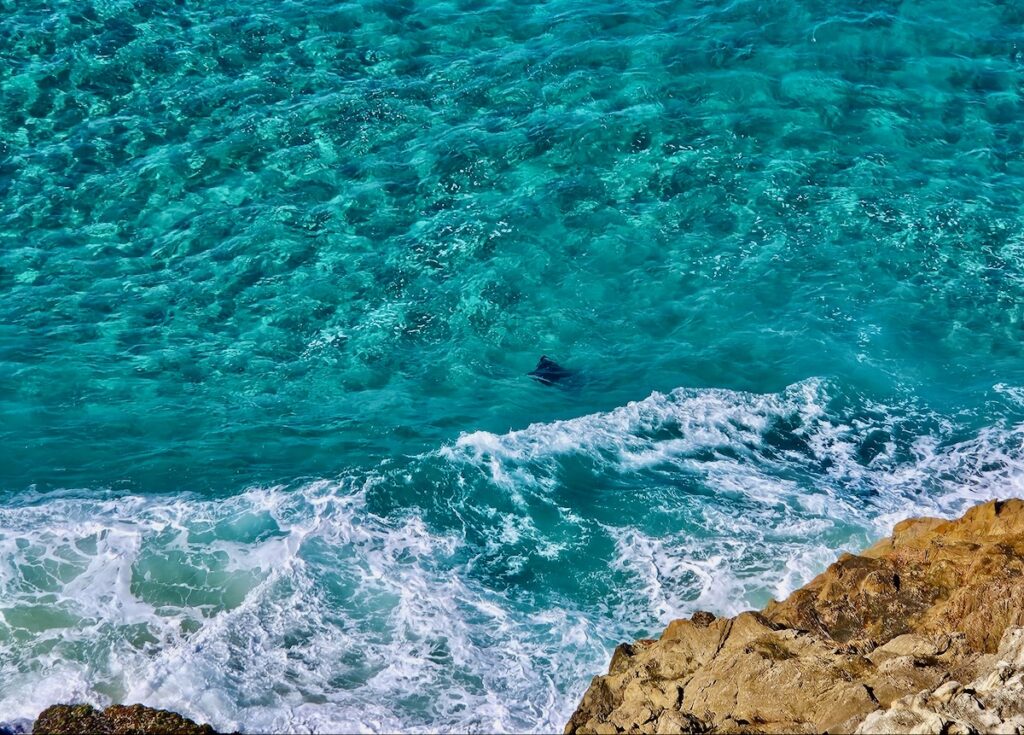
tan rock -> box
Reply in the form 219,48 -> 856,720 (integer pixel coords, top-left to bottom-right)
856,625 -> 1024,734
566,499 -> 1024,735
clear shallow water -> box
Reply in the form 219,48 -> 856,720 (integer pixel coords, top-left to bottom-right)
2,0 -> 1024,731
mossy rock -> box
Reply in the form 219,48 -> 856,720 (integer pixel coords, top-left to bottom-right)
34,704 -> 222,735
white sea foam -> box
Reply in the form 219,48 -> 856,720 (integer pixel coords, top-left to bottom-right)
1,380 -> 1022,733
0,483 -> 606,733
444,378 -> 1024,622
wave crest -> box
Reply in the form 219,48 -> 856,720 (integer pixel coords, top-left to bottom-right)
2,380 -> 1023,732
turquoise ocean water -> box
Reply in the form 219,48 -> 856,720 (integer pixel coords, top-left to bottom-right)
2,0 -> 1024,730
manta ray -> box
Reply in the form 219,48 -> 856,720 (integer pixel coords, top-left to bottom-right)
528,355 -> 575,386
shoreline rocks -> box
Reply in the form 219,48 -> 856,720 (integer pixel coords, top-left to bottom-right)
857,626 -> 1024,734
31,704 -> 222,735
566,499 -> 1024,734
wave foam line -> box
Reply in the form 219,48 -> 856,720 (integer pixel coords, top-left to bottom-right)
2,380 -> 1023,732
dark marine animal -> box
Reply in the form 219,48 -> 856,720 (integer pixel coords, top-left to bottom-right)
528,355 -> 574,386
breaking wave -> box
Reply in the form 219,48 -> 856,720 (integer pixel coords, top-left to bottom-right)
1,379 -> 1022,732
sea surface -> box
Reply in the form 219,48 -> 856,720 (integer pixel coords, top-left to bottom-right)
2,0 -> 1024,731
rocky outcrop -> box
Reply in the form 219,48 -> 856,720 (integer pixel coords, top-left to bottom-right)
33,704 -> 221,735
566,499 -> 1024,734
857,627 -> 1024,734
